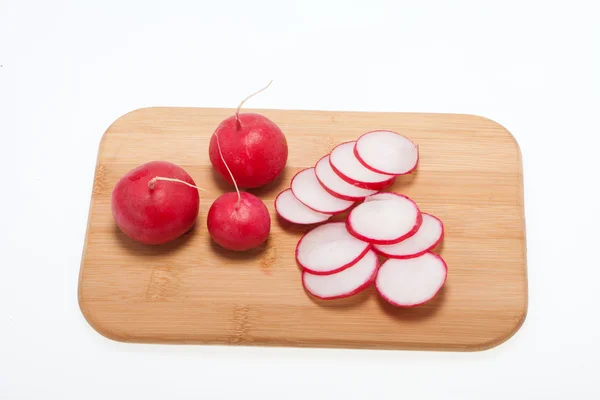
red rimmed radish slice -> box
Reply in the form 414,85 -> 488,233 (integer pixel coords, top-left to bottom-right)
296,222 -> 371,275
315,155 -> 378,201
275,189 -> 331,225
375,252 -> 447,307
354,130 -> 418,175
329,141 -> 396,190
374,213 -> 443,258
291,168 -> 354,214
346,192 -> 422,245
302,250 -> 379,300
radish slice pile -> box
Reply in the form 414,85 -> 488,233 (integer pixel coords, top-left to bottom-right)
275,189 -> 331,225
375,253 -> 447,307
274,129 -> 446,307
346,193 -> 422,245
374,213 -> 443,259
302,250 -> 379,300
355,130 -> 419,175
296,222 -> 371,275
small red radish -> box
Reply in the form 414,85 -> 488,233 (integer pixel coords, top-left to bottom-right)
329,141 -> 396,190
290,168 -> 354,214
275,189 -> 331,225
302,249 -> 379,300
375,252 -> 447,307
296,222 -> 370,275
374,213 -> 444,259
207,191 -> 271,251
207,126 -> 271,251
209,81 -> 288,189
346,192 -> 422,245
314,155 -> 378,201
111,161 -> 201,245
355,130 -> 418,175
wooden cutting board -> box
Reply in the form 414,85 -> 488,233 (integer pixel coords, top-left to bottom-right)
78,107 -> 527,351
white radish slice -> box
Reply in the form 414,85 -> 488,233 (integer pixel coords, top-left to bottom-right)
355,130 -> 419,175
296,222 -> 371,275
291,168 -> 354,214
315,155 -> 378,201
346,192 -> 422,245
302,249 -> 379,300
275,189 -> 331,225
329,141 -> 396,190
374,213 -> 444,259
375,252 -> 447,307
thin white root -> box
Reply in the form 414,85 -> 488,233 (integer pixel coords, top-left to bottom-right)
148,177 -> 207,191
235,80 -> 273,126
215,131 -> 241,204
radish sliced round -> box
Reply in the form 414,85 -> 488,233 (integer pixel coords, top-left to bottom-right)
315,155 -> 378,201
355,130 -> 419,175
275,189 -> 331,225
302,250 -> 379,300
296,222 -> 371,275
374,213 -> 443,258
346,192 -> 422,245
329,141 -> 396,190
291,168 -> 354,214
376,253 -> 447,307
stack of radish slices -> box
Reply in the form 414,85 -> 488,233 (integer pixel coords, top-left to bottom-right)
275,130 -> 447,307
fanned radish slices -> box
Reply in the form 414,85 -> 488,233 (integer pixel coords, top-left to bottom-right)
291,168 -> 354,214
275,189 -> 331,225
296,222 -> 371,275
302,250 -> 379,300
315,155 -> 378,201
376,253 -> 447,307
374,213 -> 443,259
329,142 -> 396,190
346,192 -> 422,245
354,130 -> 419,175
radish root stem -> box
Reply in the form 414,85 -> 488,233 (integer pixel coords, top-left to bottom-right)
234,80 -> 273,129
215,131 -> 241,205
148,177 -> 206,191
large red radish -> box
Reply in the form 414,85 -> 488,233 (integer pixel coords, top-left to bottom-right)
208,81 -> 288,189
207,192 -> 270,251
329,141 -> 396,190
314,155 -> 378,201
275,189 -> 330,225
302,250 -> 379,300
354,130 -> 418,175
346,192 -> 422,245
375,252 -> 447,307
374,213 -> 444,259
296,222 -> 370,275
291,168 -> 354,214
111,161 -> 201,245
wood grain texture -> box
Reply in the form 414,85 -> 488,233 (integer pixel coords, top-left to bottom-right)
78,107 -> 527,351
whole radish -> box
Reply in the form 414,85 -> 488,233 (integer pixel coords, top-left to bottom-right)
209,81 -> 288,189
111,161 -> 201,245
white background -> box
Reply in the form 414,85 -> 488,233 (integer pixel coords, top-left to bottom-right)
1,0 -> 599,399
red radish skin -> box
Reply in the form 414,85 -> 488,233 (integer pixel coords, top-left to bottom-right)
296,222 -> 371,275
208,81 -> 288,189
314,155 -> 378,201
274,189 -> 330,225
354,130 -> 419,175
346,192 -> 422,245
374,213 -> 444,259
111,161 -> 200,245
302,250 -> 379,300
375,252 -> 448,307
329,141 -> 396,190
290,168 -> 354,214
207,192 -> 271,251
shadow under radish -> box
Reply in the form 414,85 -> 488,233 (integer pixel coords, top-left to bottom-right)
113,222 -> 197,256
376,285 -> 447,321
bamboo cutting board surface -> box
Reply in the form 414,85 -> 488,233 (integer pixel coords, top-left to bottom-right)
78,107 -> 527,351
